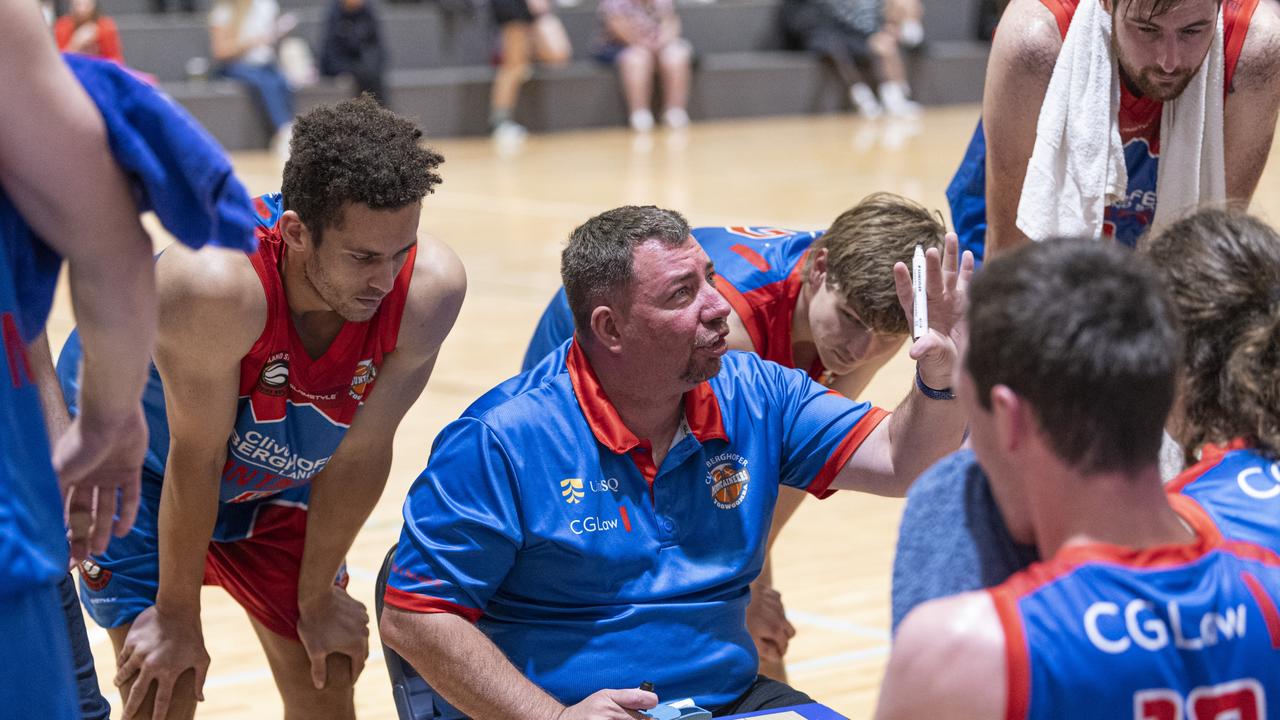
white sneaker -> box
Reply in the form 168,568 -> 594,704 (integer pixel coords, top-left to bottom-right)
879,81 -> 922,117
491,120 -> 528,142
900,19 -> 925,48
663,108 -> 690,129
849,84 -> 883,118
629,109 -> 655,132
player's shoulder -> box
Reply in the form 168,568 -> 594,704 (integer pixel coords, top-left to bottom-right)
155,241 -> 264,321
878,591 -> 1006,720
398,236 -> 467,355
990,0 -> 1064,81
1234,0 -> 1280,94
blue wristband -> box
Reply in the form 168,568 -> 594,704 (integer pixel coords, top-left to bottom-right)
915,368 -> 956,400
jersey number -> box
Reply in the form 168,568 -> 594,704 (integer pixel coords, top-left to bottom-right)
1135,680 -> 1265,720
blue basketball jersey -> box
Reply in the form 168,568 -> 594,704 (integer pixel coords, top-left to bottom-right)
0,194 -> 66,594
991,506 -> 1280,720
1171,441 -> 1280,556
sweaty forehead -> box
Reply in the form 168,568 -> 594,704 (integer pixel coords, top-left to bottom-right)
630,237 -> 706,287
1120,0 -> 1217,23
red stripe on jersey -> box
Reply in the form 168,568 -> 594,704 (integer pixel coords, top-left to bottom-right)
1,313 -> 31,389
989,586 -> 1032,720
806,407 -> 889,499
729,244 -> 771,273
383,587 -> 484,623
1166,439 -> 1253,493
1241,571 -> 1280,649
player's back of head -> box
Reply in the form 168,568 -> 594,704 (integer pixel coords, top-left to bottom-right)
966,238 -> 1180,474
1145,208 -> 1280,458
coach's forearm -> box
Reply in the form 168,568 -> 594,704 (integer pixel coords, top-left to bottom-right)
155,447 -> 225,616
884,383 -> 967,493
297,452 -> 391,609
380,608 -> 567,720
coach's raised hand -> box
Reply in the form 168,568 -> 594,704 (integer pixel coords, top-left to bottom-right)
892,231 -> 973,389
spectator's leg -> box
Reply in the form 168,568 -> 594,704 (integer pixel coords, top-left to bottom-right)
221,62 -> 293,134
869,30 -> 919,115
491,22 -> 533,132
530,12 -> 571,65
657,39 -> 691,128
616,45 -> 655,129
62,572 -> 111,720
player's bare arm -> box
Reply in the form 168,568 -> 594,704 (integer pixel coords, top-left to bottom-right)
294,239 -> 465,689
0,0 -> 157,556
875,592 -> 1005,720
829,235 -> 972,496
113,244 -> 265,720
1224,1 -> 1280,204
380,609 -> 658,720
982,0 -> 1064,258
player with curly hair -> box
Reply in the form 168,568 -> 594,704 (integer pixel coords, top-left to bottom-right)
55,94 -> 467,720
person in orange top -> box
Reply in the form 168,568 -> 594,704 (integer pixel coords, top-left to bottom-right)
55,0 -> 124,64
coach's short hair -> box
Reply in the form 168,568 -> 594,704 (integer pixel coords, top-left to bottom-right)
282,94 -> 443,242
1145,209 -> 1280,459
966,239 -> 1180,474
808,192 -> 946,335
561,206 -> 691,333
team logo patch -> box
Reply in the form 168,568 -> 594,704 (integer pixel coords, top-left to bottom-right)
349,359 -> 376,401
257,352 -> 290,397
79,559 -> 112,591
706,453 -> 750,510
560,478 -> 585,504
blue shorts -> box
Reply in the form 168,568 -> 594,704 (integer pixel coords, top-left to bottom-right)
0,581 -> 78,720
78,475 -> 345,640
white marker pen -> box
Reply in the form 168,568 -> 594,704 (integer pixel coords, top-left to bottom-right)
912,244 -> 927,340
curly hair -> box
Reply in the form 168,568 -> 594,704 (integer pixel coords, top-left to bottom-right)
1144,209 -> 1280,459
806,192 -> 946,335
281,94 -> 444,240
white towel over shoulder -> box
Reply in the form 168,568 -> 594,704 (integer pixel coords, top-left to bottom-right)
1016,0 -> 1226,241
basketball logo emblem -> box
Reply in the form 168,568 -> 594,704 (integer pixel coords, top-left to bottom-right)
256,353 -> 289,397
349,359 -> 377,400
706,453 -> 750,510
79,559 -> 112,591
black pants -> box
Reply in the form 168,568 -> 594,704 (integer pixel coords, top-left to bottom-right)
711,675 -> 814,716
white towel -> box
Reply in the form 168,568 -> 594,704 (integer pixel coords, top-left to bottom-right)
1016,0 -> 1227,241
1153,7 -> 1227,233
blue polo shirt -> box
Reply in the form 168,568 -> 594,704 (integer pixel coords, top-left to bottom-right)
386,341 -> 887,707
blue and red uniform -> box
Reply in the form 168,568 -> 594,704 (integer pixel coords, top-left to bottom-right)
990,501 -> 1280,720
947,0 -> 1260,262
521,226 -> 823,374
59,193 -> 415,640
1169,440 -> 1280,556
387,342 -> 887,708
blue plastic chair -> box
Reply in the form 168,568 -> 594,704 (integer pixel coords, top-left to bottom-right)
374,545 -> 467,720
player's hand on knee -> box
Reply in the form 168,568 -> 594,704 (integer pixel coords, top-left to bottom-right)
892,231 -> 974,389
296,586 -> 370,690
559,688 -> 659,720
115,605 -> 210,720
54,405 -> 147,561
747,584 -> 796,661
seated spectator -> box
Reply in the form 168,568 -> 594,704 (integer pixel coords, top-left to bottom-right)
779,0 -> 919,117
320,0 -> 387,103
54,0 -> 124,64
379,205 -> 969,717
209,0 -> 297,154
595,0 -> 692,132
885,0 -> 923,48
489,0 -> 571,140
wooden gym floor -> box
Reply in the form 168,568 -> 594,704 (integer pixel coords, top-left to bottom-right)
43,106 -> 1280,718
